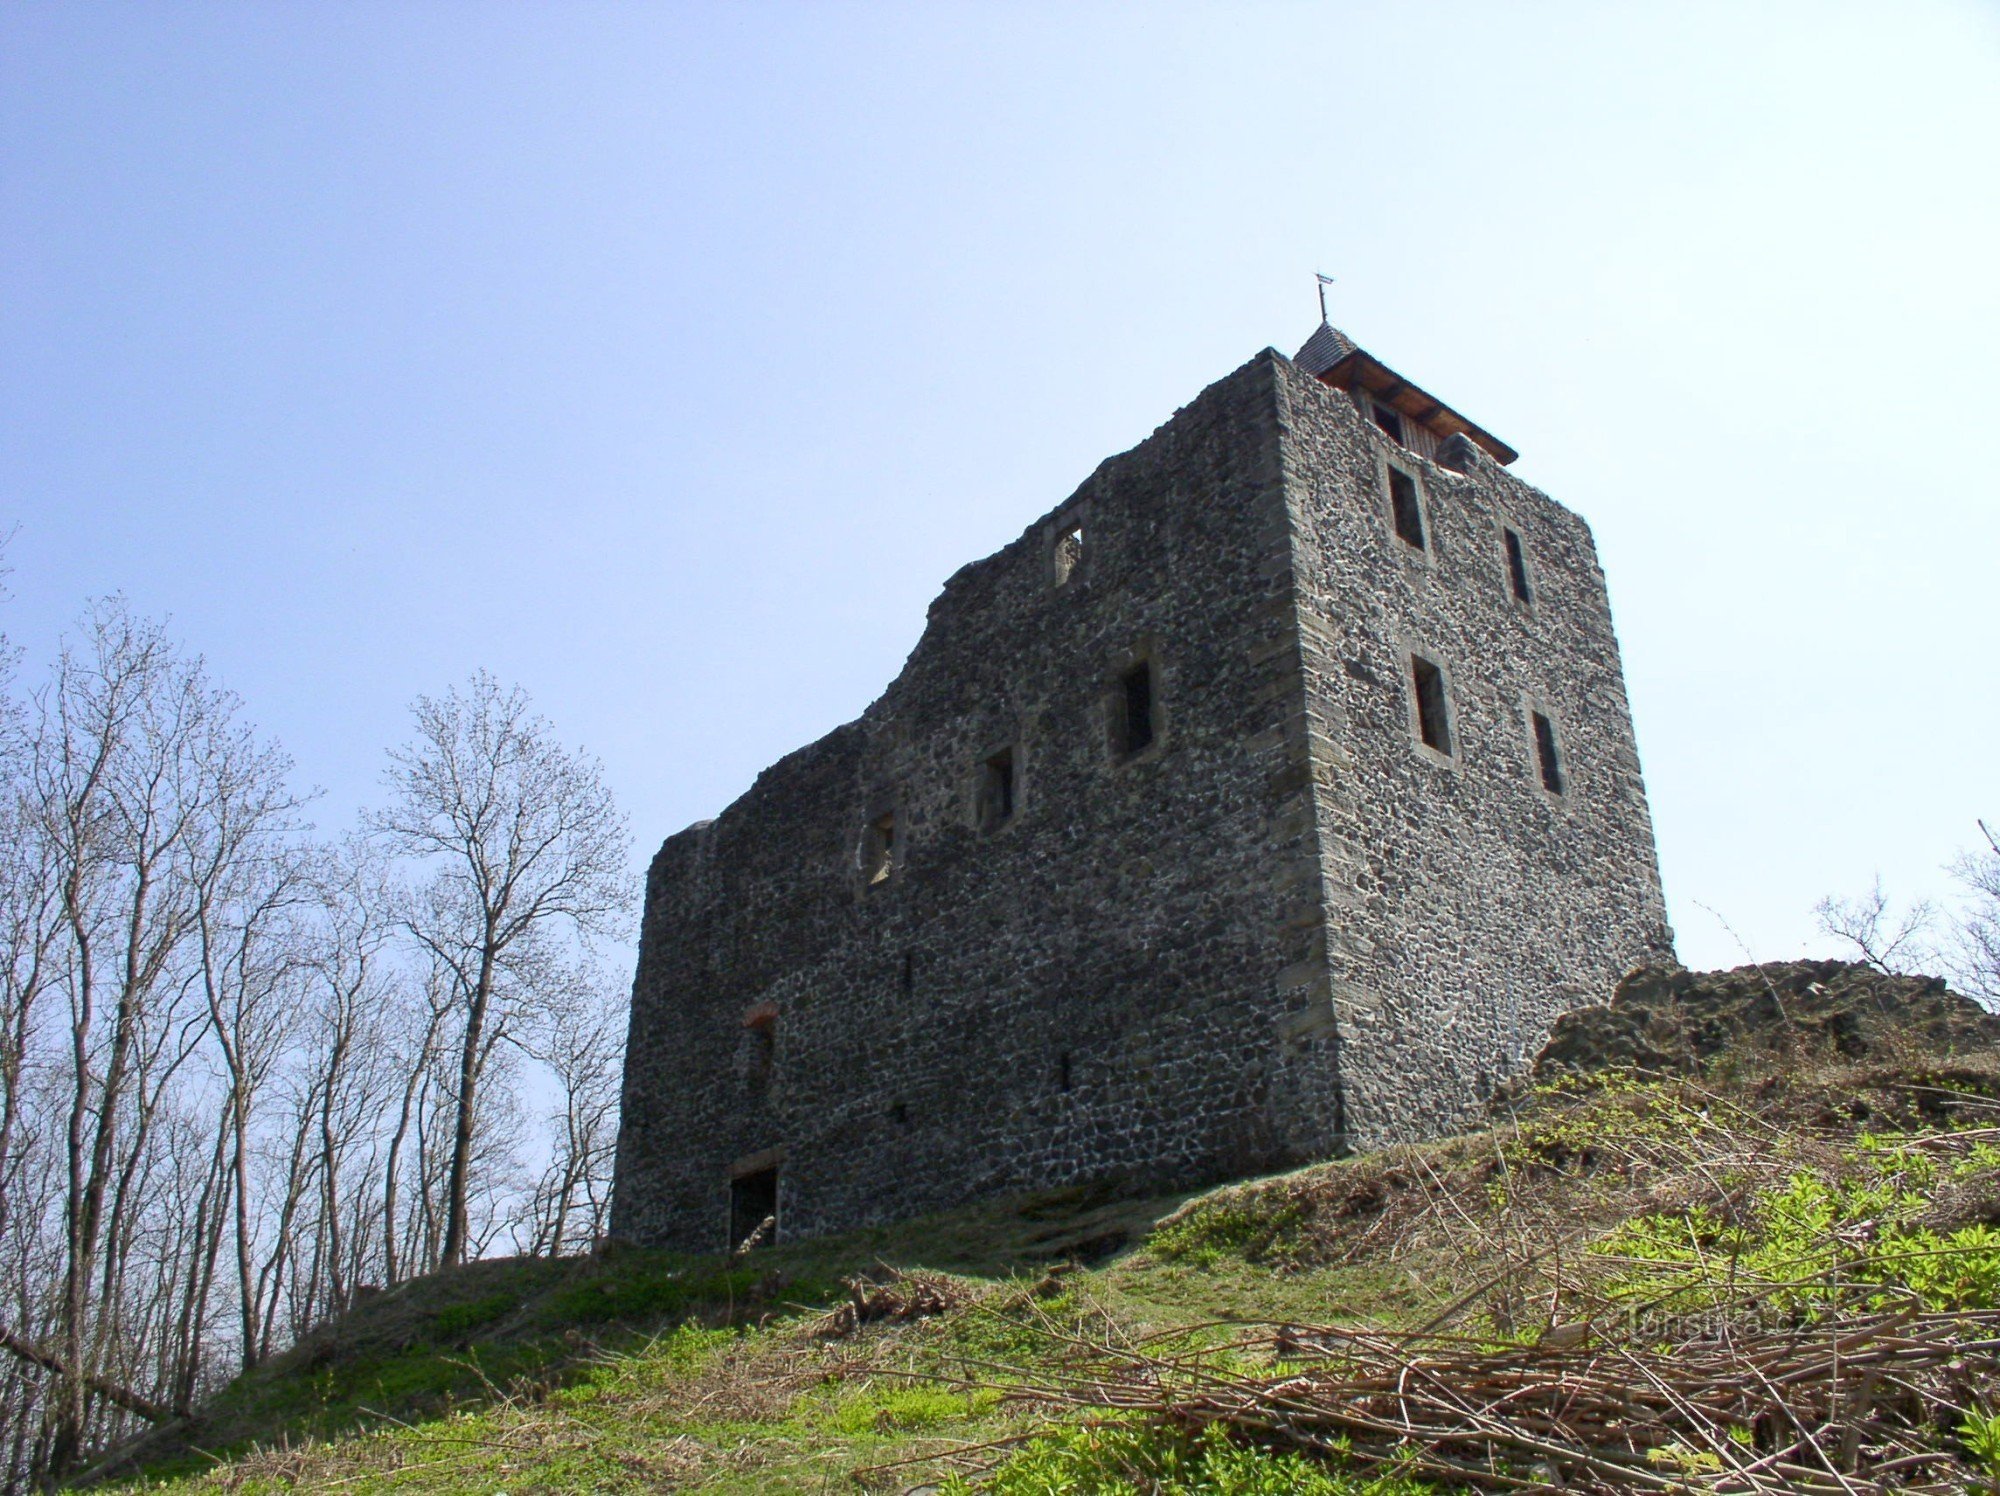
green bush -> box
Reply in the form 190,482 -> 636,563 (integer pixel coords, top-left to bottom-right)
944,1422 -> 1433,1495
829,1383 -> 998,1435
1592,1131 -> 2000,1315
430,1293 -> 517,1339
1150,1194 -> 1307,1268
1959,1407 -> 2000,1484
544,1262 -> 761,1324
1501,1072 -> 1712,1175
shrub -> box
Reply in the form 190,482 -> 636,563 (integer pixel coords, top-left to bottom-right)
1592,1130 -> 2000,1316
430,1294 -> 517,1339
829,1384 -> 998,1435
945,1422 -> 1432,1495
1150,1194 -> 1307,1268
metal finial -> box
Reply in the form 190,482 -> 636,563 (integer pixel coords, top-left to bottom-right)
1315,272 -> 1335,325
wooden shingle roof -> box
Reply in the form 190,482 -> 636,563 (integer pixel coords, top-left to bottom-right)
1292,323 -> 1518,466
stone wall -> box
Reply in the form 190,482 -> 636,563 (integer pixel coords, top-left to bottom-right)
611,344 -> 1672,1253
1271,360 -> 1673,1147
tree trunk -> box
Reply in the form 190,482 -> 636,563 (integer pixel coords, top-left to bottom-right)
438,942 -> 495,1267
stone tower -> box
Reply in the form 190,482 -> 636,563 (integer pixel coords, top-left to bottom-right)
611,325 -> 1672,1253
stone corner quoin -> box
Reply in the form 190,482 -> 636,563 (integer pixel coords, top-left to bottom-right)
609,329 -> 1674,1254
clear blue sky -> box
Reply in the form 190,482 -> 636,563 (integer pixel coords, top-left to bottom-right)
4,1 -> 1996,972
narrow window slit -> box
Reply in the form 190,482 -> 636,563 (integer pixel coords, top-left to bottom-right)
740,1002 -> 777,1089
1504,529 -> 1532,602
1388,469 -> 1426,550
1532,711 -> 1564,795
1052,522 -> 1085,586
861,811 -> 895,886
1117,662 -> 1155,756
977,747 -> 1017,831
1411,655 -> 1452,756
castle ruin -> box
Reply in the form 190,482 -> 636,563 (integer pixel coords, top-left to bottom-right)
611,324 -> 1673,1252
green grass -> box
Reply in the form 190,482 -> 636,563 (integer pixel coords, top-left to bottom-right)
102,1174 -> 1479,1494
1149,1190 -> 1310,1268
944,1423 -> 1436,1495
106,1166 -> 1434,1493
103,1052 -> 2000,1493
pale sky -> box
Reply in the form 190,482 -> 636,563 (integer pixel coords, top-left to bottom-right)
4,1 -> 1997,973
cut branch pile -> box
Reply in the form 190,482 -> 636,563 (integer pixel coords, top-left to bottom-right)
816,1270 -> 977,1339
884,1062 -> 2000,1491
989,1296 -> 1998,1492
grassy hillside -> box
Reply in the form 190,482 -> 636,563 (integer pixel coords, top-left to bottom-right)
101,965 -> 2000,1493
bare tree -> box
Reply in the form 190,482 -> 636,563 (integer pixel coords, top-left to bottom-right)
1817,824 -> 2000,1013
188,790 -> 314,1373
0,774 -> 59,1252
1946,820 -> 2000,1007
1813,878 -> 1937,974
367,673 -> 628,1267
378,957 -> 453,1285
519,973 -> 625,1257
294,840 -> 398,1322
10,600 -> 298,1474
0,601 -> 639,1486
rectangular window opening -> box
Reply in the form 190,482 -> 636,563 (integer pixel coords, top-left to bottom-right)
1388,469 -> 1426,550
1117,662 -> 1155,757
1411,655 -> 1452,756
740,1003 -> 776,1088
1504,528 -> 1532,602
1532,711 -> 1564,795
977,747 -> 1017,831
1052,522 -> 1085,586
729,1166 -> 778,1251
1371,403 -> 1406,444
861,811 -> 895,886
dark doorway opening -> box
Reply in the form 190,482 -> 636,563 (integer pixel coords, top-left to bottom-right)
729,1166 -> 778,1251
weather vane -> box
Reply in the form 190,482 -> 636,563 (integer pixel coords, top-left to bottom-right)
1316,272 -> 1335,325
